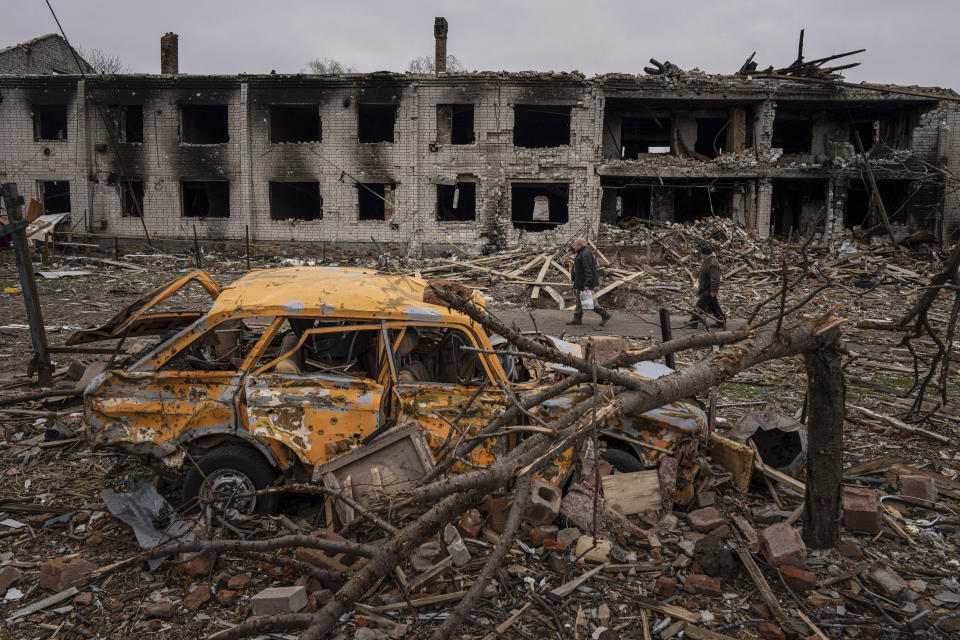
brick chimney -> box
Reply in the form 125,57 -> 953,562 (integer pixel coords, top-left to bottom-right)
160,32 -> 178,75
434,17 -> 448,74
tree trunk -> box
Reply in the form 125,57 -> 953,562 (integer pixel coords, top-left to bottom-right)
802,330 -> 845,549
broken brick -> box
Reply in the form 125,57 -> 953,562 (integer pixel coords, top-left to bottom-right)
227,573 -> 251,589
687,507 -> 724,532
542,538 -> 566,552
217,589 -> 239,606
0,566 -> 20,594
182,586 -> 212,611
296,529 -> 368,575
144,601 -> 175,618
759,523 -> 806,568
898,475 -> 937,501
529,525 -> 559,546
458,509 -> 482,538
842,486 -> 880,534
38,556 -> 95,592
480,497 -> 512,534
175,552 -> 215,578
866,560 -> 908,599
684,573 -> 722,597
757,622 -> 787,640
837,538 -> 863,561
251,585 -> 307,616
731,514 -> 760,553
73,591 -> 93,606
654,576 -> 677,597
780,564 -> 817,592
523,478 -> 562,526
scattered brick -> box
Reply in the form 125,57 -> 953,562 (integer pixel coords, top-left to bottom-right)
227,573 -> 251,589
251,585 -> 307,616
842,486 -> 880,534
480,497 -> 512,534
458,509 -> 483,538
73,591 -> 93,606
688,507 -> 724,532
523,478 -> 562,526
684,573 -> 722,597
182,586 -> 212,611
0,566 -> 20,594
529,525 -> 559,547
38,556 -> 95,592
144,601 -> 175,618
217,589 -> 239,606
757,622 -> 787,640
837,538 -> 863,561
654,576 -> 677,597
780,564 -> 817,592
898,475 -> 937,501
759,523 -> 806,568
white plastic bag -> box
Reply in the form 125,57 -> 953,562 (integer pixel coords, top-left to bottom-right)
579,290 -> 595,310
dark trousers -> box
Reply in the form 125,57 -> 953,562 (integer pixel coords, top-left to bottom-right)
691,294 -> 725,324
574,290 -> 608,319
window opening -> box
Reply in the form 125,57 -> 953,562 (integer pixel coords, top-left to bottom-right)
511,183 -> 568,231
436,181 -> 476,221
182,181 -> 230,218
513,105 -> 570,148
120,180 -> 144,217
358,104 -> 396,143
33,104 -> 68,140
270,105 -> 321,143
269,181 -> 322,220
180,105 -> 229,144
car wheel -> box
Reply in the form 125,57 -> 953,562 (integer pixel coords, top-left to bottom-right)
600,448 -> 647,473
183,446 -> 279,515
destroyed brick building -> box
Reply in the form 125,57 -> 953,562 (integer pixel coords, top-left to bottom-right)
1,24 -> 958,255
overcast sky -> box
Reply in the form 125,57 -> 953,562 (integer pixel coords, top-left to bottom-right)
5,1 -> 958,89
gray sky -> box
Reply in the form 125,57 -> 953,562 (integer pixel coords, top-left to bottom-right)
6,0 -> 958,89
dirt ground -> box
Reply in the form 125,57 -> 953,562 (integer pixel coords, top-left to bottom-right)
0,241 -> 958,640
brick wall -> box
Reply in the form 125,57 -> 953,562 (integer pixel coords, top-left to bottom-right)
0,34 -> 93,75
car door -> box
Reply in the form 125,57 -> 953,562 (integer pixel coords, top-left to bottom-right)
85,316 -> 274,458
243,322 -> 389,467
388,323 -> 509,470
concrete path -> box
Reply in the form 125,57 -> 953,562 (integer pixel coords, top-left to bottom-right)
494,308 -> 742,340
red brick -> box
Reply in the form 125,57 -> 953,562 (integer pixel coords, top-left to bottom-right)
458,509 -> 482,538
750,603 -> 771,619
688,507 -> 724,532
38,556 -> 95,592
836,538 -> 863,561
524,478 -> 561,527
480,497 -> 513,534
217,589 -> 239,606
72,511 -> 91,525
731,515 -> 760,553
296,529 -> 368,575
182,586 -> 211,611
104,599 -> 124,613
0,566 -> 20,593
654,576 -> 677,597
542,538 -> 566,552
779,565 -> 817,592
144,601 -> 175,618
899,475 -> 937,501
757,622 -> 787,640
227,573 -> 251,589
759,523 -> 806,569
683,531 -> 706,542
684,573 -> 722,597
73,591 -> 93,606
842,486 -> 880,534
708,524 -> 733,537
529,525 -> 559,547
27,513 -> 53,528
175,552 -> 215,578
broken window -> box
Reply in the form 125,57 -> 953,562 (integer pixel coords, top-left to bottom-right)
844,179 -> 914,229
358,183 -> 393,221
33,104 -> 68,141
511,183 -> 568,231
182,181 -> 230,218
256,320 -> 382,379
270,105 -> 321,143
695,118 -> 728,158
436,181 -> 476,221
39,180 -> 70,214
772,179 -> 825,237
120,180 -> 144,217
850,120 -> 876,151
437,104 -> 475,144
772,114 -> 812,154
180,105 -> 229,144
619,187 -> 652,221
269,181 -> 322,221
392,326 -> 487,385
358,104 -> 396,143
162,317 -> 275,372
621,117 -> 671,157
673,185 -> 730,224
513,105 -> 571,148
108,105 -> 144,143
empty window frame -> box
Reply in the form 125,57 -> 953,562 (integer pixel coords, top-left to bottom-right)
108,105 -> 144,143
120,180 -> 144,217
358,183 -> 393,221
33,104 -> 68,140
180,105 -> 229,144
621,117 -> 671,157
437,104 -> 475,144
182,181 -> 230,218
511,183 -> 568,230
269,181 -> 322,220
514,105 -> 571,148
772,114 -> 812,154
358,104 -> 396,143
695,118 -> 728,158
39,180 -> 71,214
270,105 -> 321,143
436,181 -> 476,221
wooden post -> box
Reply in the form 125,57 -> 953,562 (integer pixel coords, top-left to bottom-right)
245,224 -> 251,271
802,331 -> 845,549
1,183 -> 53,385
658,308 -> 676,369
193,225 -> 201,269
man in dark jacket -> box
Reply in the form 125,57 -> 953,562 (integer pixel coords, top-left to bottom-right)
687,244 -> 725,328
568,238 -> 612,326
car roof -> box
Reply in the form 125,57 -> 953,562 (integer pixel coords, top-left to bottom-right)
206,266 -> 471,324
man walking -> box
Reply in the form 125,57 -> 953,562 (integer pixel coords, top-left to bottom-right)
688,244 -> 726,329
567,238 -> 612,327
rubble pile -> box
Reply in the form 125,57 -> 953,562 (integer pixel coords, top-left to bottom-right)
0,227 -> 958,640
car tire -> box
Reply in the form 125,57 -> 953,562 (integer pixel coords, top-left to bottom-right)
599,448 -> 647,473
182,446 -> 279,515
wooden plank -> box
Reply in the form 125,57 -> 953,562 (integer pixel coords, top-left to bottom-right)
543,286 -> 566,309
6,587 -> 78,623
634,598 -> 700,623
850,405 -> 951,445
733,545 -> 787,622
600,470 -> 661,514
406,556 -> 453,592
547,563 -> 608,601
358,590 -> 468,613
531,255 -> 553,300
482,602 -> 532,640
684,625 -> 740,640
506,254 -> 545,278
708,433 -> 754,492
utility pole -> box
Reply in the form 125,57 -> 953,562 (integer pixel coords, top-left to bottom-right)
1,183 -> 53,385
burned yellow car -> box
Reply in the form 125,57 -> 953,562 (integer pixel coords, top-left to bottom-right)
76,267 -> 705,513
